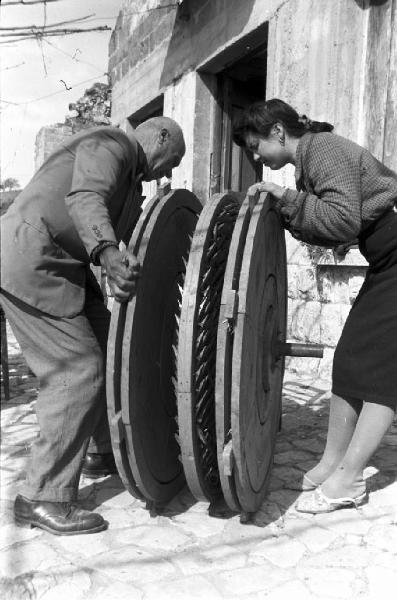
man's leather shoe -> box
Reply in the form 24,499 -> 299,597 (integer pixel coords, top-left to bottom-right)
14,494 -> 108,535
82,452 -> 117,479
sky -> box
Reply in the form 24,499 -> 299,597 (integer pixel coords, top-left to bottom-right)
0,0 -> 123,187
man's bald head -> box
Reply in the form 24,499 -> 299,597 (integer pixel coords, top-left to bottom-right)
133,116 -> 186,181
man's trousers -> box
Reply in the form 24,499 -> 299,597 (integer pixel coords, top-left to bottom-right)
0,286 -> 111,502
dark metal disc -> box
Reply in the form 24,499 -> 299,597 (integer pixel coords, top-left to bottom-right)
108,187 -> 201,503
230,192 -> 287,513
177,192 -> 242,502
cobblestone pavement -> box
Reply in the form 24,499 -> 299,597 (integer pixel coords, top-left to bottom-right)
1,330 -> 396,600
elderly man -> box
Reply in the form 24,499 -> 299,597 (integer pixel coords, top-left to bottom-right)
0,117 -> 185,535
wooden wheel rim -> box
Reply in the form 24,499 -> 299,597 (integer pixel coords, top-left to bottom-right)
215,193 -> 253,512
231,192 -> 287,513
177,192 -> 242,502
106,192 -> 164,500
110,188 -> 201,503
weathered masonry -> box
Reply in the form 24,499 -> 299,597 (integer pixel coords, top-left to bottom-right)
109,0 -> 396,378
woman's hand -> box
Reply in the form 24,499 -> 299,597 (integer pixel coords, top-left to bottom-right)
247,182 -> 286,201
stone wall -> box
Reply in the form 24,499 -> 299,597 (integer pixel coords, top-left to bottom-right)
34,123 -> 75,171
285,236 -> 368,379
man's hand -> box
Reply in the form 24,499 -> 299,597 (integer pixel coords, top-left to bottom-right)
247,182 -> 286,201
99,246 -> 141,302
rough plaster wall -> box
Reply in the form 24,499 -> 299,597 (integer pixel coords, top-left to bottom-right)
164,72 -> 196,192
266,0 -> 374,378
267,0 -> 368,138
364,0 -> 397,170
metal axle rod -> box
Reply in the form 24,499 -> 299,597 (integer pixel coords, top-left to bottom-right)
277,342 -> 324,359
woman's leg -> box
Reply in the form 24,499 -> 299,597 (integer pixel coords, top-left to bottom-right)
321,401 -> 395,498
304,393 -> 361,485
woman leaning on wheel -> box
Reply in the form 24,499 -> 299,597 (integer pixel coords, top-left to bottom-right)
233,98 -> 397,514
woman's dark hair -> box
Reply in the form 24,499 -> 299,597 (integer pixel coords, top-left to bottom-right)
233,98 -> 334,147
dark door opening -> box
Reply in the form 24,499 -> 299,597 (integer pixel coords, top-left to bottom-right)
212,40 -> 268,194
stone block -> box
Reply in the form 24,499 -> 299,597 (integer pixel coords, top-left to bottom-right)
289,300 -> 322,343
320,303 -> 351,346
284,519 -> 339,553
288,265 -> 319,301
348,274 -> 365,302
285,234 -> 312,265
172,544 -> 246,576
142,574 -> 223,600
83,546 -> 176,584
366,566 -> 397,600
210,564 -> 290,596
113,523 -> 193,552
249,535 -> 307,568
297,566 -> 356,599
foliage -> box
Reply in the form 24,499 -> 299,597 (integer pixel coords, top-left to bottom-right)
67,82 -> 111,127
0,177 -> 21,191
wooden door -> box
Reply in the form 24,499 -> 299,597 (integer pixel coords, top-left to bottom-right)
216,76 -> 263,194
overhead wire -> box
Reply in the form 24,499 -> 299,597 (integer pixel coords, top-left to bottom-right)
1,73 -> 108,108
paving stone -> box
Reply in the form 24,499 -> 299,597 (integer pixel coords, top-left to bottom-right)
208,564 -> 290,596
370,483 -> 397,508
249,535 -> 307,567
372,551 -> 397,571
298,544 -> 371,569
297,566 -> 357,599
113,524 -> 193,551
267,475 -> 284,491
274,440 -> 295,453
222,518 -> 271,546
364,523 -> 397,552
35,568 -> 92,600
274,449 -> 315,465
54,529 -> 110,558
267,489 -> 300,512
86,579 -> 143,600
0,540 -> 62,578
172,544 -> 246,575
260,579 -> 313,600
95,488 -> 138,509
366,566 -> 397,600
270,465 -> 305,485
82,546 -> 176,584
0,523 -> 42,550
281,518 -> 340,552
99,506 -> 157,529
290,437 -> 325,453
171,511 -> 227,538
311,507 -> 373,536
142,574 -> 223,600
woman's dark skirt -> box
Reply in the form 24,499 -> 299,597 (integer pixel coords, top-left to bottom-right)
332,208 -> 397,409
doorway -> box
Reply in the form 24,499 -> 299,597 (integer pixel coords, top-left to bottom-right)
210,38 -> 268,194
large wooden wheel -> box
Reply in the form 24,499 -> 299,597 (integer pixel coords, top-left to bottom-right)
177,192 -> 243,502
107,186 -> 201,503
224,191 -> 287,513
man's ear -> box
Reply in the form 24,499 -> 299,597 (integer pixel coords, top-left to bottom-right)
158,128 -> 170,144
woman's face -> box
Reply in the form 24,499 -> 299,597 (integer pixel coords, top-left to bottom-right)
244,129 -> 289,170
